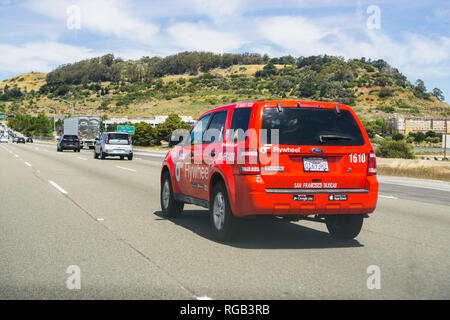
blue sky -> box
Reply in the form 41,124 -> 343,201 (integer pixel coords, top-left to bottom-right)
0,0 -> 449,101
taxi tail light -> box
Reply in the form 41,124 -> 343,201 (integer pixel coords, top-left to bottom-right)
128,135 -> 132,145
238,148 -> 260,174
368,151 -> 377,176
105,135 -> 109,144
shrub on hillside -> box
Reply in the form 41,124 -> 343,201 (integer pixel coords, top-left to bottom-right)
376,140 -> 415,159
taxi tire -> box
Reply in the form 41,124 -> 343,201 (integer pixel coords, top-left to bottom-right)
100,151 -> 106,160
210,182 -> 239,242
160,173 -> 184,218
128,155 -> 133,161
325,214 -> 364,240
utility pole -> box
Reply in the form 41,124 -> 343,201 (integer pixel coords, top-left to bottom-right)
47,107 -> 56,137
445,118 -> 448,160
52,98 -> 75,115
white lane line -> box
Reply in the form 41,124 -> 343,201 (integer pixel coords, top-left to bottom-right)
196,296 -> 213,300
135,157 -> 142,160
116,166 -> 137,172
77,157 -> 87,161
24,162 -> 32,167
14,154 -> 18,158
97,218 -> 105,221
49,181 -> 68,195
379,195 -> 398,200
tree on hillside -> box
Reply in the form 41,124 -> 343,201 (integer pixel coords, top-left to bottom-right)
413,79 -> 430,99
432,88 -> 445,102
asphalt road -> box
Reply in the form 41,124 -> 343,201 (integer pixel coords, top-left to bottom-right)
0,142 -> 449,299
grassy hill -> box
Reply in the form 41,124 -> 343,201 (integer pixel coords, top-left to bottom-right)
0,53 -> 448,120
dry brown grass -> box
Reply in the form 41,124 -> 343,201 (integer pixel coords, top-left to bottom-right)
377,158 -> 450,182
0,72 -> 46,92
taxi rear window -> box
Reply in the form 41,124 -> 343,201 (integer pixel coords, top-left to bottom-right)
261,107 -> 365,146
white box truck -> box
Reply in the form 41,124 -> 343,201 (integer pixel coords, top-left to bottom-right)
64,116 -> 100,149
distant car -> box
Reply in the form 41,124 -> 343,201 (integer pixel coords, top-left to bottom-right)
13,137 -> 18,143
57,135 -> 81,152
0,136 -> 8,143
26,137 -> 33,143
16,137 -> 25,144
94,132 -> 133,160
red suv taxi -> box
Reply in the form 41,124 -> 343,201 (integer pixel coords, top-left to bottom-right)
160,100 -> 378,241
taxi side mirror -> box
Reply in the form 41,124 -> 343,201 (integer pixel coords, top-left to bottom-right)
169,134 -> 183,147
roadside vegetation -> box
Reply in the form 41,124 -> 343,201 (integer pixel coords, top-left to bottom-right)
8,113 -> 190,146
105,114 -> 191,146
7,114 -> 53,137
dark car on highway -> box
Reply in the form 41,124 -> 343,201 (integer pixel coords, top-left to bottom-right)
26,137 -> 33,143
57,135 -> 81,152
15,137 -> 25,144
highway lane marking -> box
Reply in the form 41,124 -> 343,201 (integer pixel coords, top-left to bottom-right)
24,162 -> 32,167
49,181 -> 68,195
14,154 -> 18,158
379,195 -> 398,200
77,157 -> 88,161
116,166 -> 137,172
196,296 -> 213,300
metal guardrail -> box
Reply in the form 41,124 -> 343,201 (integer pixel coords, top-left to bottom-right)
417,155 -> 449,161
32,136 -> 55,141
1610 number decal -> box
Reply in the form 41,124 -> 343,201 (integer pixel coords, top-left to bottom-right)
349,153 -> 366,164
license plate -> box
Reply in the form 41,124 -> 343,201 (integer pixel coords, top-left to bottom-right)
303,158 -> 329,172
115,149 -> 125,153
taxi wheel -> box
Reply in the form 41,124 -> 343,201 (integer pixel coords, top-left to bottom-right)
160,172 -> 184,218
325,214 -> 364,240
210,181 -> 239,242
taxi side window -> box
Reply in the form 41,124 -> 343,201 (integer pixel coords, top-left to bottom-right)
190,114 -> 212,145
229,108 -> 252,142
203,111 -> 228,144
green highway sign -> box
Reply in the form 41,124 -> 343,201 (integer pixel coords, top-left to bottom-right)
117,125 -> 135,135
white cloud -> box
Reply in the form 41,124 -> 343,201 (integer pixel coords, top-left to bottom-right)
0,42 -> 154,75
182,0 -> 246,24
22,0 -> 159,44
166,22 -> 246,53
257,16 -> 336,56
0,42 -> 104,74
256,15 -> 450,80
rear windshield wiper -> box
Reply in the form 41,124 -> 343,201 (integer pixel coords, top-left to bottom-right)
319,135 -> 353,143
